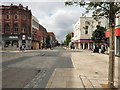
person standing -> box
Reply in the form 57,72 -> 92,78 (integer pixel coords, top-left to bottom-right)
98,44 -> 101,54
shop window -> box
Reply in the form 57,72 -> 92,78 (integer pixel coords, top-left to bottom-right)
4,40 -> 10,47
12,40 -> 18,47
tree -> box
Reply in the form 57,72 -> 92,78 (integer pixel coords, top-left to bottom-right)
64,34 -> 71,46
65,1 -> 120,88
92,25 -> 106,43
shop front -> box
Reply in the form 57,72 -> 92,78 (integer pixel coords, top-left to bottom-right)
74,39 -> 93,50
2,35 -> 32,50
106,27 -> 120,55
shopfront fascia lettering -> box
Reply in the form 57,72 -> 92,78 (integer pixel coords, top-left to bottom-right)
28,37 -> 32,40
9,36 -> 18,39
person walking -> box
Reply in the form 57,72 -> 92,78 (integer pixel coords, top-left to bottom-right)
98,44 -> 101,54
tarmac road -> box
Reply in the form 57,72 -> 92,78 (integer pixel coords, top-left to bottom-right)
2,47 -> 74,88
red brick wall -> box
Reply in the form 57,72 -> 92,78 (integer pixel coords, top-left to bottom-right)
1,5 -> 32,37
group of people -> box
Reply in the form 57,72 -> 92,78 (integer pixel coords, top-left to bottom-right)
93,43 -> 106,54
70,42 -> 75,50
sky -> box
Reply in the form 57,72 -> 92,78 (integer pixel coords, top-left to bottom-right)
1,0 -> 92,42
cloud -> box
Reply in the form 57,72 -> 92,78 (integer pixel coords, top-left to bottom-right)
1,1 -> 92,42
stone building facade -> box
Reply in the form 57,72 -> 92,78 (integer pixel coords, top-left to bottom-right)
73,17 -> 107,50
0,4 -> 32,50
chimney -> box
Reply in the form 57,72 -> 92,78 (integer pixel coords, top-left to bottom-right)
11,3 -> 13,6
26,6 -> 28,10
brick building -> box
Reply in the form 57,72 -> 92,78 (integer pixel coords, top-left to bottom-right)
48,32 -> 56,48
39,24 -> 48,49
31,16 -> 39,50
0,4 -> 32,50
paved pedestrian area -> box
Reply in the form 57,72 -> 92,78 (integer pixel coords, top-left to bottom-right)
46,68 -> 109,88
46,50 -> 119,89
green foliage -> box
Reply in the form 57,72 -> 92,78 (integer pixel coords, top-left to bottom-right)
64,34 -> 71,46
91,25 -> 106,43
65,1 -> 120,25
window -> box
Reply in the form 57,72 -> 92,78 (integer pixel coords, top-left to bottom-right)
14,24 -> 18,33
85,30 -> 88,34
5,23 -> 10,31
6,15 -> 9,19
22,15 -> 26,20
14,14 -> 18,19
85,26 -> 88,34
98,21 -> 101,25
22,27 -> 25,33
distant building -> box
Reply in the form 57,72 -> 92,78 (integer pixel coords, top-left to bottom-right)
48,32 -> 56,48
0,4 -> 32,50
73,17 -> 107,49
39,24 -> 48,49
31,16 -> 40,50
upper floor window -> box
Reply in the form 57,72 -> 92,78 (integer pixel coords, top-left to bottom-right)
22,15 -> 26,20
85,26 -> 88,34
6,15 -> 9,19
85,21 -> 90,26
22,27 -> 25,33
5,23 -> 10,31
14,14 -> 18,19
14,24 -> 18,33
98,21 -> 101,25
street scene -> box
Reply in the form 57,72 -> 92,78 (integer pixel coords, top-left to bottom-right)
0,0 -> 120,89
1,48 -> 119,88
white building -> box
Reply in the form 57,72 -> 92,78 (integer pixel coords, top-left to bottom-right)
73,17 -> 107,50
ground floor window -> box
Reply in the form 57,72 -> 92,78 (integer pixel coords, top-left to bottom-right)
4,40 -> 18,48
85,43 -> 88,49
12,40 -> 18,47
4,40 -> 10,47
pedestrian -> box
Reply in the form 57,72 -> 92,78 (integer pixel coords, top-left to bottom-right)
101,44 -> 104,53
22,45 -> 25,51
20,46 -> 22,51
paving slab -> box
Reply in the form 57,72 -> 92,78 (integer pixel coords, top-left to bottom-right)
46,50 -> 119,89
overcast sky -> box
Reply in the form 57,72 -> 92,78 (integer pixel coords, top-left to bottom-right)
1,0 -> 92,42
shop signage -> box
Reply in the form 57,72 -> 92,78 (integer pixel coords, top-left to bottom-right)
9,36 -> 18,39
28,37 -> 31,40
22,35 -> 26,40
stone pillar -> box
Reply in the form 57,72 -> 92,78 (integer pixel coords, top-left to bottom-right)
83,43 -> 85,50
78,43 -> 80,49
88,43 -> 90,50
